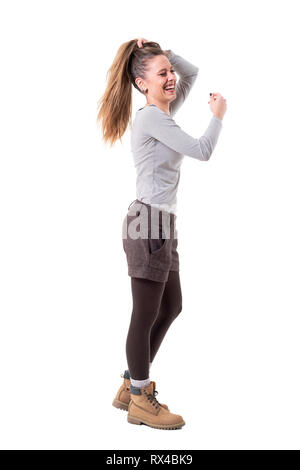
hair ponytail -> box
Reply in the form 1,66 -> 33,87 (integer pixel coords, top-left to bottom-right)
97,39 -> 166,147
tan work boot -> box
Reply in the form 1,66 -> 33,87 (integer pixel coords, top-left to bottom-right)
112,372 -> 169,412
127,382 -> 185,430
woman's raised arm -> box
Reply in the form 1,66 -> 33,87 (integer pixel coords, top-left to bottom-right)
165,50 -> 199,117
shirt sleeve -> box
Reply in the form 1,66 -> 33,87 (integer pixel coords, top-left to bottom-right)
142,106 -> 223,161
166,50 -> 199,117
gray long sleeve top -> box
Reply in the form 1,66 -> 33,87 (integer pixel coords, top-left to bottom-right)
130,49 -> 223,215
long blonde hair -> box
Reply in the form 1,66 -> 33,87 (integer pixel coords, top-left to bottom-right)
96,39 -> 167,147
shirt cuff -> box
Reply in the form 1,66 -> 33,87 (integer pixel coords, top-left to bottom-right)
212,115 -> 223,125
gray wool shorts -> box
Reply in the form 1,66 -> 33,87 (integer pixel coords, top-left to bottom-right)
122,199 -> 179,283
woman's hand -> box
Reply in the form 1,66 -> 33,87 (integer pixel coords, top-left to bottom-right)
137,38 -> 149,48
208,92 -> 227,120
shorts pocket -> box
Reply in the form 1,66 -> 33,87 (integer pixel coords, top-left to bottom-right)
148,236 -> 171,270
148,236 -> 167,255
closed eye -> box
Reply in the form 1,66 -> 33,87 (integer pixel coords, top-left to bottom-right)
160,69 -> 175,76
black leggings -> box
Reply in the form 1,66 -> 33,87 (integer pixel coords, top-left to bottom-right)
126,270 -> 182,380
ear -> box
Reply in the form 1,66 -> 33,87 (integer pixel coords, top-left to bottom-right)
135,78 -> 146,93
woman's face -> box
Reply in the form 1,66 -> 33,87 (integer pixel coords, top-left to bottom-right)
136,54 -> 177,105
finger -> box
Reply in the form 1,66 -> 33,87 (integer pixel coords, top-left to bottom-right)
139,38 -> 148,48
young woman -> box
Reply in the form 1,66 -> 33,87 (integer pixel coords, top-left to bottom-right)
97,38 -> 226,430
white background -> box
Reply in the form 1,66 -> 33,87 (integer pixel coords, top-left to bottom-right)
0,0 -> 300,450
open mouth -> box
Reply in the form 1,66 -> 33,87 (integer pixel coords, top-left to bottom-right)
164,84 -> 175,94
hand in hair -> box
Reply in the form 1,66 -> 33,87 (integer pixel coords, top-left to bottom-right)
137,38 -> 149,48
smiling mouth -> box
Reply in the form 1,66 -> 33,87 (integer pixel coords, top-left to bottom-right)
164,84 -> 176,93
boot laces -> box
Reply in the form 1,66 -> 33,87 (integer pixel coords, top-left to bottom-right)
144,388 -> 161,409
153,389 -> 162,405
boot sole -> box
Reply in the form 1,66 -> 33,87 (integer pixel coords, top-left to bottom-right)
112,398 -> 129,411
128,414 -> 185,430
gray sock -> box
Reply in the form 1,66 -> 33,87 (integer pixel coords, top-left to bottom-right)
130,377 -> 151,388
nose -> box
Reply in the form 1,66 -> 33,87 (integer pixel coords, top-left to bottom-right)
167,70 -> 175,80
